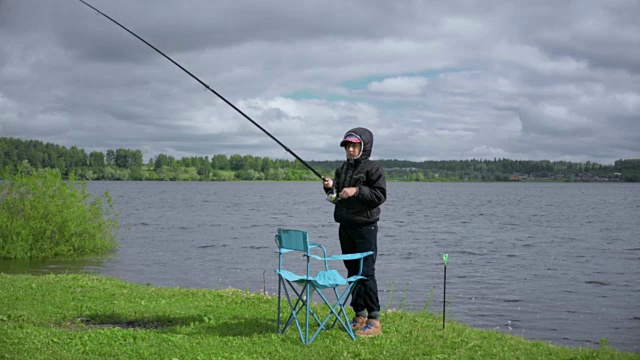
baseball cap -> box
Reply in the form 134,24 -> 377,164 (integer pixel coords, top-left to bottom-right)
340,135 -> 361,147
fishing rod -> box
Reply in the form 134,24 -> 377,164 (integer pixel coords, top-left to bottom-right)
76,0 -> 326,181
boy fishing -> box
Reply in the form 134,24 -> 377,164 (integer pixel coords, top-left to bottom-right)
322,127 -> 387,336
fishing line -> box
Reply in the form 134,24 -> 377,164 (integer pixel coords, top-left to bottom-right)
76,0 -> 326,180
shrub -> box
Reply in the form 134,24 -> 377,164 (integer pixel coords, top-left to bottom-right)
0,168 -> 119,259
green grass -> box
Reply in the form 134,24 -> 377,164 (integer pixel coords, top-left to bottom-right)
0,274 -> 636,360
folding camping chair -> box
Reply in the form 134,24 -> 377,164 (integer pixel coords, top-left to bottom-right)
274,228 -> 373,344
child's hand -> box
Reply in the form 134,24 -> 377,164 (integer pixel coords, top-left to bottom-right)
323,178 -> 333,188
340,187 -> 358,199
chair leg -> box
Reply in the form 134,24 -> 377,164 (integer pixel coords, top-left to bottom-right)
278,277 -> 309,334
279,281 -> 325,344
328,286 -> 349,329
282,282 -> 307,332
336,285 -> 358,340
277,277 -> 282,334
310,286 -> 356,342
279,279 -> 306,333
329,284 -> 356,331
305,282 -> 311,343
280,281 -> 307,343
280,278 -> 346,345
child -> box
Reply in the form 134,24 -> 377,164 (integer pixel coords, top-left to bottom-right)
322,127 -> 387,336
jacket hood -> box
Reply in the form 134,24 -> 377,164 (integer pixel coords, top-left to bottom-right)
340,127 -> 373,160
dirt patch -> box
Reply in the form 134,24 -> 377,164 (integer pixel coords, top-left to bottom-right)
65,317 -> 175,330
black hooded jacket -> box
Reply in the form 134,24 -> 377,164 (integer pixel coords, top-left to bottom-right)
324,127 -> 387,225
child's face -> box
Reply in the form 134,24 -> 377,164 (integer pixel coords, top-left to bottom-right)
344,143 -> 362,159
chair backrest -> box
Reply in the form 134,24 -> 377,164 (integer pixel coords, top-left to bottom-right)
277,228 -> 310,253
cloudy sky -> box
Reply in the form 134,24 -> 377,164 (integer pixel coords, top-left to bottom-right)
1,0 -> 638,164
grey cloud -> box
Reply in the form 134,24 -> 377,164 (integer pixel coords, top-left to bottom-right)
0,0 -> 638,164
14,1 -> 416,63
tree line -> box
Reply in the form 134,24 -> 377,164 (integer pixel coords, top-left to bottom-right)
1,137 -> 638,182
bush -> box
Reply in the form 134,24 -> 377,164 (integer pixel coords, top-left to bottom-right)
0,168 -> 119,259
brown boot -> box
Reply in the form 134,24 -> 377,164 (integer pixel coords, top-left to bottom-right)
355,318 -> 382,336
350,315 -> 367,330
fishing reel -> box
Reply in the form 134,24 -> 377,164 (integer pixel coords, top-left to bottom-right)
325,191 -> 341,203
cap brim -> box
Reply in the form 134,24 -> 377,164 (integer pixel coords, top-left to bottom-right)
340,140 -> 361,147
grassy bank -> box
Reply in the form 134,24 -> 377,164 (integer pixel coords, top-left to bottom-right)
0,274 -> 636,359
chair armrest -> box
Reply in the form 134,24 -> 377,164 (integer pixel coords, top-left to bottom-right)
309,242 -> 328,256
309,243 -> 329,270
276,248 -> 296,254
309,251 -> 373,261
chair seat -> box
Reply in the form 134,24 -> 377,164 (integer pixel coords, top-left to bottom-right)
275,269 -> 312,283
276,269 -> 363,289
312,270 -> 346,288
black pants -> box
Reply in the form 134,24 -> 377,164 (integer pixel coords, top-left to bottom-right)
339,223 -> 380,314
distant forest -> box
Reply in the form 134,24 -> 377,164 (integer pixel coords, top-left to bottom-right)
1,137 -> 638,182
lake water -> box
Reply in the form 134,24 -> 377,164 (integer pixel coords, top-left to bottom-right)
1,181 -> 639,352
